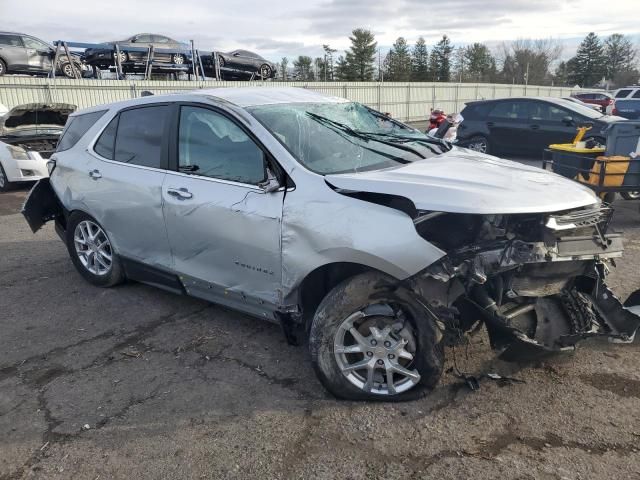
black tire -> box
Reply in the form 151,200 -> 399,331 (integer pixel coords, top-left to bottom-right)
309,272 -> 444,401
66,211 -> 125,288
0,58 -> 6,76
466,135 -> 490,154
259,64 -> 272,78
218,56 -> 225,68
0,162 -> 14,192
60,61 -> 79,79
621,191 -> 640,200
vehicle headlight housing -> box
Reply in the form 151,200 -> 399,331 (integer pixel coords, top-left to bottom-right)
6,145 -> 30,160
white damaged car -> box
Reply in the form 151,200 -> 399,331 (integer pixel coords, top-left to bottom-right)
22,88 -> 640,401
0,103 -> 76,191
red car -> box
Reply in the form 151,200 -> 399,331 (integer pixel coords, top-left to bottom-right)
570,92 -> 614,113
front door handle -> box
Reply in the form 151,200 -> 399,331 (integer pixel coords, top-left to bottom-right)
486,121 -> 495,127
167,187 -> 193,200
530,124 -> 540,130
89,169 -> 102,179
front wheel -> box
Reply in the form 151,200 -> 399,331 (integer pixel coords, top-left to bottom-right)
66,212 -> 125,287
172,53 -> 185,65
0,59 -> 6,76
0,162 -> 14,192
309,272 -> 444,401
259,64 -> 272,78
60,61 -> 80,78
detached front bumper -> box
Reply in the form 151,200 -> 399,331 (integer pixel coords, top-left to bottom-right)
3,158 -> 49,183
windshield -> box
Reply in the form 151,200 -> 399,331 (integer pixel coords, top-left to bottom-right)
248,102 -> 448,174
557,99 -> 604,119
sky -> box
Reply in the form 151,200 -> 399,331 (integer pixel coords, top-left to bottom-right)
1,0 -> 639,63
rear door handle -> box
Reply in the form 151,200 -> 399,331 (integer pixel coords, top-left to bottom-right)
89,169 -> 102,179
530,124 -> 540,130
486,121 -> 495,127
167,187 -> 193,200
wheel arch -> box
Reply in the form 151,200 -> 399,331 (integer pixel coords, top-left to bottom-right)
293,261 -> 401,332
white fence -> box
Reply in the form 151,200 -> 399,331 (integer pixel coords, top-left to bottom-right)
0,78 -> 578,122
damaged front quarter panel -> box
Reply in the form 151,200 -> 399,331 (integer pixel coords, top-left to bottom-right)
405,205 -> 640,361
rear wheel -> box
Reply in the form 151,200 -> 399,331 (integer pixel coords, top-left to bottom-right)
60,61 -> 79,78
66,212 -> 125,287
621,191 -> 640,200
309,272 -> 444,401
217,56 -> 225,68
466,135 -> 490,154
114,51 -> 128,64
0,59 -> 6,76
172,53 -> 185,65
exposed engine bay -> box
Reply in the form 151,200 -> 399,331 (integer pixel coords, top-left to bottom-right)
409,204 -> 640,360
1,136 -> 59,159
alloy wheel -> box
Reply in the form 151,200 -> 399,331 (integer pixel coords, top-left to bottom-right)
173,54 -> 185,65
73,220 -> 113,276
468,138 -> 488,153
260,64 -> 272,78
333,305 -> 420,395
0,166 -> 6,188
62,63 -> 75,78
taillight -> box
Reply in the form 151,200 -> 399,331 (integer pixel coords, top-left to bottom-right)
612,107 -> 618,115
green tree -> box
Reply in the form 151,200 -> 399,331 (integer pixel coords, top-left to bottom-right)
411,37 -> 429,81
499,38 -> 561,85
322,44 -> 337,81
385,37 -> 412,81
335,55 -> 352,80
280,57 -> 288,81
429,35 -> 454,81
293,55 -> 314,81
567,32 -> 605,87
604,33 -> 637,85
464,43 -> 496,82
343,28 -> 377,81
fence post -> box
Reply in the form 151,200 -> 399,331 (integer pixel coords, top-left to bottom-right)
406,84 -> 411,122
377,83 -> 381,111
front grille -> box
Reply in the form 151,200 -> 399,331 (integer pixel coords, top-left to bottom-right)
546,206 -> 612,231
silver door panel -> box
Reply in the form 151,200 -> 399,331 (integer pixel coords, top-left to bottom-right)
162,172 -> 284,306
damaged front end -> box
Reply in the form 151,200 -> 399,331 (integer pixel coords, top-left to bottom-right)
409,204 -> 640,361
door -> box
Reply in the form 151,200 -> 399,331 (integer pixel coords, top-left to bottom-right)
87,104 -> 173,268
486,100 -> 532,154
21,36 -> 53,72
162,104 -> 284,315
0,34 -> 28,71
528,102 -> 577,153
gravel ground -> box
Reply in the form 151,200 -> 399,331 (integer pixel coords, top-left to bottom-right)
1,176 -> 640,480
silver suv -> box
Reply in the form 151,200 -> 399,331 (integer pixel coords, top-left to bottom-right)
23,87 -> 640,401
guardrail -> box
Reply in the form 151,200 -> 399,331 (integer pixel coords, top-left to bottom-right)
0,78 -> 578,122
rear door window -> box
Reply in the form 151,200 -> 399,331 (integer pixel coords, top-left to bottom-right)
0,34 -> 24,47
462,102 -> 493,119
615,89 -> 632,98
489,101 -> 529,120
56,110 -> 107,152
632,90 -> 640,99
112,105 -> 169,168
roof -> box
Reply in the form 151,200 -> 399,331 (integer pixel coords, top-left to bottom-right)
193,87 -> 348,107
69,87 -> 348,117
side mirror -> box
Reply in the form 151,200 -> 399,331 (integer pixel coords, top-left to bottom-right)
232,52 -> 241,57
562,115 -> 574,126
259,168 -> 281,193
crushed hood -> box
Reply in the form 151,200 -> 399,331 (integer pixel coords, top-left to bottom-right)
0,103 -> 76,137
326,149 -> 598,214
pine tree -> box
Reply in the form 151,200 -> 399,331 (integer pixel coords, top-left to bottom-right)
293,56 -> 314,81
464,43 -> 496,82
567,32 -> 605,87
411,37 -> 429,81
386,37 -> 412,81
322,44 -> 337,81
343,28 -> 377,81
429,35 -> 453,82
335,55 -> 352,81
604,33 -> 637,83
280,57 -> 288,81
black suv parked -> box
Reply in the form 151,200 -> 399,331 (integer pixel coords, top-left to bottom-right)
457,97 -> 625,156
0,32 -> 82,78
